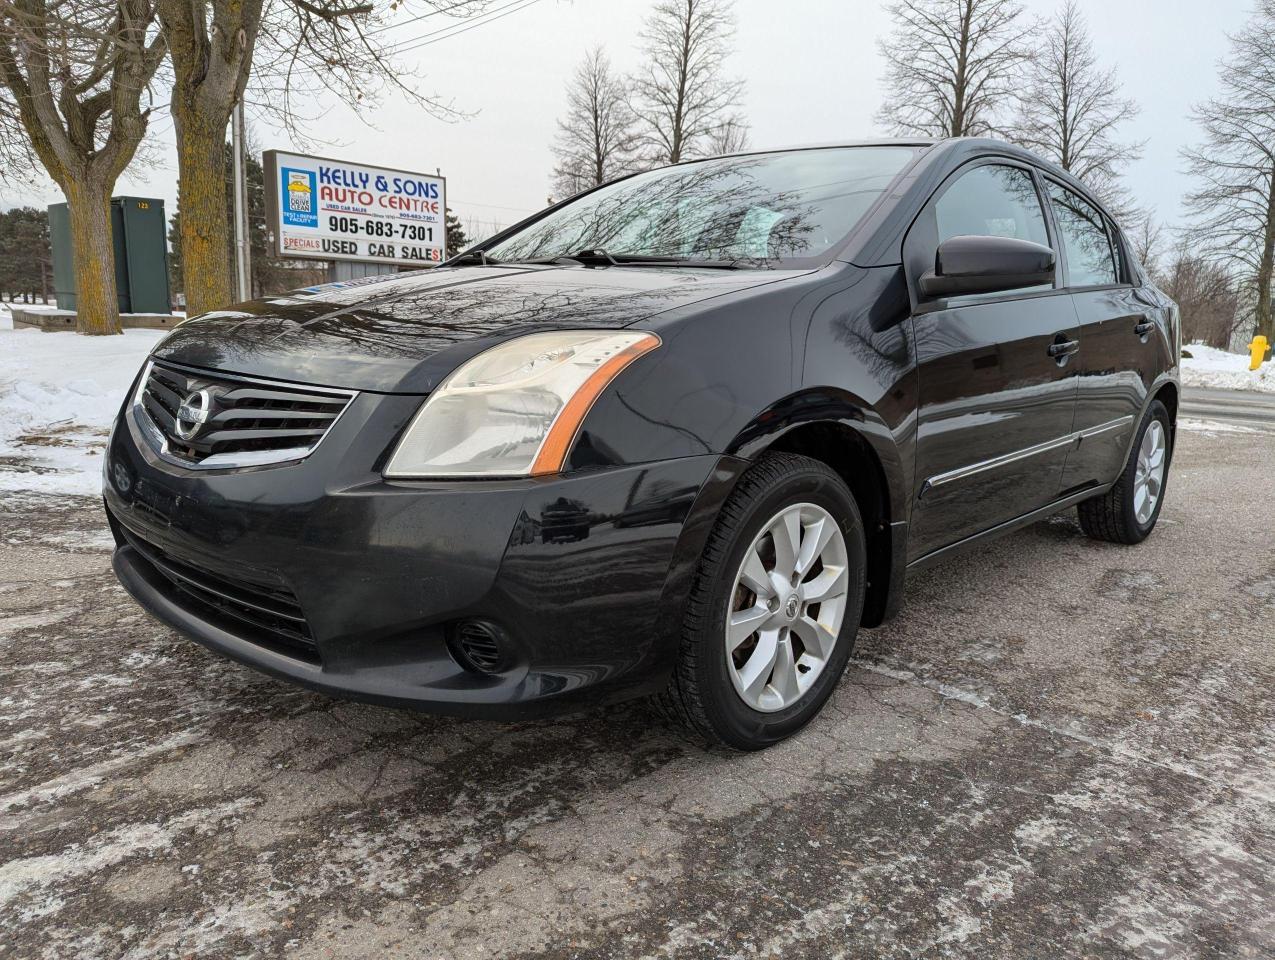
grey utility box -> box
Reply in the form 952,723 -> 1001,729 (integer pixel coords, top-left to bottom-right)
48,196 -> 171,314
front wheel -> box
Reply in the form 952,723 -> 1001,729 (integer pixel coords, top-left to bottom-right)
656,453 -> 866,750
1078,399 -> 1172,544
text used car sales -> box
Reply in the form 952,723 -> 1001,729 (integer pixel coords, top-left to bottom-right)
267,151 -> 447,267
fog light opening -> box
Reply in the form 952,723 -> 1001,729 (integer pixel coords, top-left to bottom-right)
448,619 -> 506,674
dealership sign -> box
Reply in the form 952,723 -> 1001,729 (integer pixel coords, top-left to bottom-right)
263,150 -> 447,267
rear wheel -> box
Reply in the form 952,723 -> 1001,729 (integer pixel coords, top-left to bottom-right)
657,453 -> 866,750
1078,399 -> 1171,544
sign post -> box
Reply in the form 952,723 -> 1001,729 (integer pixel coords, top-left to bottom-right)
231,103 -> 251,300
263,150 -> 447,269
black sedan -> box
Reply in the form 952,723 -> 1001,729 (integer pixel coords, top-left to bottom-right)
105,139 -> 1179,749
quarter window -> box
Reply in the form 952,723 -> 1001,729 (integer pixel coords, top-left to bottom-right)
1047,182 -> 1118,287
934,165 -> 1050,248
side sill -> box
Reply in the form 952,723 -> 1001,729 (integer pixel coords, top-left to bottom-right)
906,483 -> 1112,574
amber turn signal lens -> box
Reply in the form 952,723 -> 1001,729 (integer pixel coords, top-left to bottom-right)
530,333 -> 661,476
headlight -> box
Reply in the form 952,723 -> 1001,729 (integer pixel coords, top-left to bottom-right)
384,330 -> 660,478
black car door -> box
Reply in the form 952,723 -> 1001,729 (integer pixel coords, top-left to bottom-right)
1044,180 -> 1161,490
904,160 -> 1080,560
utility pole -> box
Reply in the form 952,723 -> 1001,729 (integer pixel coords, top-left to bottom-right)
231,101 -> 251,301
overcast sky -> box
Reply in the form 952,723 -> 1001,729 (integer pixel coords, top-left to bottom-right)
1,0 -> 1258,241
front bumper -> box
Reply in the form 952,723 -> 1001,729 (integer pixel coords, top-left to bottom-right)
105,388 -> 742,718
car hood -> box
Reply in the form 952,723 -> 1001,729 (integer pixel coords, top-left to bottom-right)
153,264 -> 803,393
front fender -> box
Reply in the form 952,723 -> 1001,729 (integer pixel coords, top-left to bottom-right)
724,388 -> 911,527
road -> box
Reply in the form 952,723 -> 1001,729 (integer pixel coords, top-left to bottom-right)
1182,385 -> 1275,427
2,419 -> 1274,959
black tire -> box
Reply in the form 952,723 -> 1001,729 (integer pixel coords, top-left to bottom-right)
1077,399 -> 1172,545
656,453 -> 867,750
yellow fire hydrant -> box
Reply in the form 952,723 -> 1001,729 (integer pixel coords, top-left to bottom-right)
1250,335 -> 1270,371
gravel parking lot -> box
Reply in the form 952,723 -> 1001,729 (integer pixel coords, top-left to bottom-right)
2,420 -> 1274,959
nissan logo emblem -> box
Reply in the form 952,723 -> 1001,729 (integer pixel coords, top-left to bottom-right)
175,388 -> 213,441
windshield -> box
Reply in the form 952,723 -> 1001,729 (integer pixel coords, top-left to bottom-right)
484,146 -> 920,266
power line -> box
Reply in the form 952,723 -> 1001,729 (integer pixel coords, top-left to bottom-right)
363,0 -> 489,38
272,0 -> 544,82
387,0 -> 544,57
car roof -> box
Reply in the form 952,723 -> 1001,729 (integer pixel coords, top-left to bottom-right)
694,138 -> 938,162
736,138 -> 1105,199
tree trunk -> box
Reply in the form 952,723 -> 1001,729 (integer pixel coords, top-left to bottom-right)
65,181 -> 122,336
951,2 -> 972,136
175,118 -> 235,317
1255,173 -> 1275,358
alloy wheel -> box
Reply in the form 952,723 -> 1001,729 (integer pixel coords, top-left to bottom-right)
724,502 -> 849,713
1133,420 -> 1166,525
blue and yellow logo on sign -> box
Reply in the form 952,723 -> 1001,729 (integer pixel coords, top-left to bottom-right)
281,167 -> 317,227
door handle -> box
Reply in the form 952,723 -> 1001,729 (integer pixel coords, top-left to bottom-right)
1047,339 -> 1080,358
1134,319 -> 1155,337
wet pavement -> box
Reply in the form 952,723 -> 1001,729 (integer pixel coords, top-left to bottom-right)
2,421 -> 1273,959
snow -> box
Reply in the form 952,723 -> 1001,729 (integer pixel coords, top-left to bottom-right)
1180,343 -> 1275,393
7,305 -> 76,317
1178,418 -> 1264,436
0,303 -> 164,497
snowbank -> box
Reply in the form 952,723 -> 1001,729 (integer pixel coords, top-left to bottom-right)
0,307 -> 164,496
1180,343 -> 1275,393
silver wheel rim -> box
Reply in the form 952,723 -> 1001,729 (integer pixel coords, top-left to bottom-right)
1133,420 -> 1166,525
725,502 -> 849,713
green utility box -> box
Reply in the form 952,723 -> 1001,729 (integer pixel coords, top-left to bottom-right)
48,197 -> 171,314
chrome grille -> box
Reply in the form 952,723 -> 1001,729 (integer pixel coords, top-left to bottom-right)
134,361 -> 354,468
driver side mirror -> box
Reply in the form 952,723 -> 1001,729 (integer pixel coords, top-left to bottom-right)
919,235 -> 1056,299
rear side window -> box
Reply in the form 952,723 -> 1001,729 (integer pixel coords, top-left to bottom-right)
1047,182 -> 1118,287
934,165 -> 1050,247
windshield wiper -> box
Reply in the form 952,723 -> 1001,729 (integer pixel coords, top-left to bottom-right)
512,248 -> 622,267
621,257 -> 753,270
444,248 -> 500,267
512,250 -> 753,270
565,247 -> 620,266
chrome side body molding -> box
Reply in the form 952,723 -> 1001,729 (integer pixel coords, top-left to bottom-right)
919,415 -> 1134,498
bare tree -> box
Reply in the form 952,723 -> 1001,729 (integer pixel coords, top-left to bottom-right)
0,66 -> 33,174
160,1 -> 493,318
1183,0 -> 1275,350
705,114 -> 749,155
0,1 -> 166,334
1128,211 -> 1165,276
876,0 -> 1033,139
1010,0 -> 1142,212
1159,242 -> 1244,349
550,46 -> 642,198
632,0 -> 749,164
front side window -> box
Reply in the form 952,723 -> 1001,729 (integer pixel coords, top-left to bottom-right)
1047,182 -> 1118,287
934,164 -> 1050,247
485,146 -> 920,266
